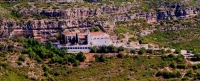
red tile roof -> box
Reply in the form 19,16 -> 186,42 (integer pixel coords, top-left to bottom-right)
90,32 -> 104,36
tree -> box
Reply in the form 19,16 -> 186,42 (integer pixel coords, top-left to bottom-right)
71,37 -> 76,45
166,49 -> 172,53
98,54 -> 106,62
90,26 -> 100,32
194,54 -> 200,61
117,51 -> 126,58
185,69 -> 194,77
68,54 -> 76,63
175,49 -> 181,54
45,41 -> 53,49
73,60 -> 80,67
42,64 -> 50,72
170,61 -> 176,68
108,45 -> 117,53
118,46 -> 124,52
146,49 -> 154,54
138,47 -> 146,55
100,45 -> 108,53
61,47 -> 67,52
90,46 -> 98,53
176,54 -> 184,62
18,55 -> 25,61
51,56 -> 63,63
29,51 -> 36,59
76,52 -> 86,62
75,33 -> 78,43
131,49 -> 136,54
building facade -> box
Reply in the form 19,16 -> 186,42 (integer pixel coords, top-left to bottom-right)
60,31 -> 112,53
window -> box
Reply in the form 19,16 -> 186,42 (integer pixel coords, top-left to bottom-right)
84,47 -> 87,49
75,47 -> 77,49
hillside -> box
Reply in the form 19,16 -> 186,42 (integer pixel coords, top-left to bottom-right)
0,38 -> 199,80
1,0 -> 200,81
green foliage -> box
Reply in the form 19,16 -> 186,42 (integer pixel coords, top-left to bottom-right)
170,61 -> 177,68
51,55 -> 63,64
117,34 -> 125,40
130,49 -> 136,54
76,52 -> 86,62
176,54 -> 184,62
185,69 -> 194,77
44,71 -> 48,77
10,9 -> 23,19
138,47 -> 146,55
90,45 -> 123,53
73,60 -> 80,67
90,26 -> 100,32
114,26 -> 132,34
42,64 -> 50,72
97,54 -> 107,62
91,46 -> 98,53
143,28 -> 200,51
161,54 -> 175,61
193,63 -> 200,70
146,49 -> 154,54
117,51 -> 126,58
176,64 -> 187,69
18,55 -> 25,62
194,54 -> 200,61
118,46 -> 124,52
156,71 -> 181,79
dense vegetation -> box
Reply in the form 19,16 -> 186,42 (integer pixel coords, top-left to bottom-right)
142,27 -> 200,52
0,38 -> 200,80
1,0 -> 200,81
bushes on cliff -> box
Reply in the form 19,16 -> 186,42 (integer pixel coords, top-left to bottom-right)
76,52 -> 86,62
90,26 -> 100,32
156,71 -> 181,79
193,63 -> 200,70
19,38 -> 86,66
96,54 -> 107,62
90,45 -> 123,53
138,47 -> 146,55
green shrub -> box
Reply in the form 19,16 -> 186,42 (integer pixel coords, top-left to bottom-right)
73,60 -> 80,67
177,64 -> 187,69
18,55 -> 25,61
138,47 -> 146,55
76,52 -> 86,62
193,63 -> 200,69
156,71 -> 181,79
97,54 -> 107,62
44,71 -> 48,77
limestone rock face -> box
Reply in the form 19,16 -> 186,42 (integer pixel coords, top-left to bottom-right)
1,2 -> 200,38
18,2 -> 199,22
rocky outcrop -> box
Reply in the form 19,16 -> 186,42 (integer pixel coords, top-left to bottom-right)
1,2 -> 200,38
19,3 -> 200,22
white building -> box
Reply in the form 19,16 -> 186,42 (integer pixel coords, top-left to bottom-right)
87,32 -> 112,46
58,45 -> 91,53
60,31 -> 112,53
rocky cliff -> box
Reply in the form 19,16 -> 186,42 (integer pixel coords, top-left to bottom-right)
0,1 -> 199,38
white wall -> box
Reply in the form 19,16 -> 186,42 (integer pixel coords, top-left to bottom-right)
88,34 -> 112,46
58,45 -> 91,53
91,39 -> 112,46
